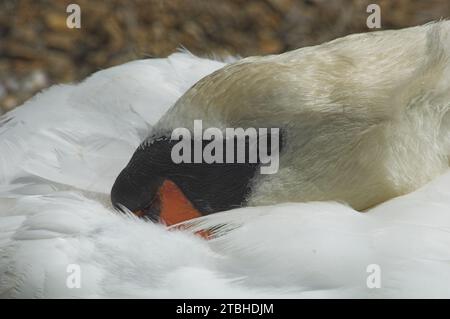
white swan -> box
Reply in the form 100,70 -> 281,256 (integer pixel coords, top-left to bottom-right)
112,21 -> 450,223
1,22 -> 450,298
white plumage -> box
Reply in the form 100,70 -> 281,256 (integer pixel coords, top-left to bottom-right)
1,22 -> 450,298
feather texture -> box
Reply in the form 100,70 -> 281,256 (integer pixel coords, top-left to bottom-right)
1,24 -> 450,298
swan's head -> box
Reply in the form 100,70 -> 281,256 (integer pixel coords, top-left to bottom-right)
111,131 -> 282,224
111,58 -> 297,225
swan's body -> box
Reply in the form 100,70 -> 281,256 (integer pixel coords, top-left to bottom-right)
1,22 -> 450,298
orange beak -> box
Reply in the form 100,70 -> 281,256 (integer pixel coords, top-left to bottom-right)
135,179 -> 210,239
158,179 -> 202,226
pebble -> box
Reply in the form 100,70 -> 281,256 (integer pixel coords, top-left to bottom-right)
1,95 -> 19,111
23,70 -> 49,92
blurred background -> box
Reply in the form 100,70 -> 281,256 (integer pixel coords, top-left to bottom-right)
1,0 -> 449,114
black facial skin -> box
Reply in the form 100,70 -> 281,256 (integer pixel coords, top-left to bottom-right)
111,131 -> 282,220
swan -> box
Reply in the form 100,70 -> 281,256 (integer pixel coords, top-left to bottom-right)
112,21 -> 450,223
0,21 -> 449,298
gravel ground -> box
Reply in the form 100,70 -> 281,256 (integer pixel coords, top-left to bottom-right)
1,0 -> 449,113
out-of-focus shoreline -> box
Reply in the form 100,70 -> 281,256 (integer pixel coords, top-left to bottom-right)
1,0 -> 449,113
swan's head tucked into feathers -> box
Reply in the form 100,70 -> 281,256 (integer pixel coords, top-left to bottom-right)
112,21 -> 450,225
111,132 -> 282,224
